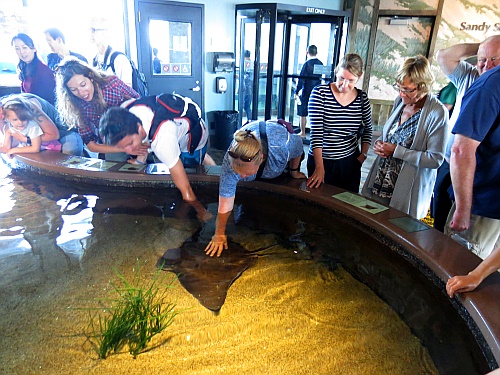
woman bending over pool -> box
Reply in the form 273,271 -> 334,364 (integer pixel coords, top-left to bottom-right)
205,120 -> 306,257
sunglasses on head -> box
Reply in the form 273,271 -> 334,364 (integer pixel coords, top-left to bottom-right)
228,150 -> 259,162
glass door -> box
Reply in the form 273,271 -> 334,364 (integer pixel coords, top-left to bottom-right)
136,1 -> 203,107
283,18 -> 346,129
235,8 -> 274,125
235,4 -> 349,129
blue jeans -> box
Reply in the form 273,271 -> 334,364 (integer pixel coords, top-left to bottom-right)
60,131 -> 83,156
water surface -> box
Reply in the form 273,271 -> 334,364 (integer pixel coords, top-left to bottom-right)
0,164 -> 437,374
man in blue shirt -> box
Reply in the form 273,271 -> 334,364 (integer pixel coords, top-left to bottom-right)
295,45 -> 323,138
446,65 -> 500,259
433,35 -> 500,232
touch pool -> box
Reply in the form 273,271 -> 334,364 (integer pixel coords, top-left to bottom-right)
1,153 -> 499,374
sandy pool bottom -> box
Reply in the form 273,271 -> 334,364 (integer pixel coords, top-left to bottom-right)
0,233 -> 437,375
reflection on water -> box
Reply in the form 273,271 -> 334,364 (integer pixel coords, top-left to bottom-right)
0,172 -> 94,281
56,194 -> 96,259
0,164 -> 439,374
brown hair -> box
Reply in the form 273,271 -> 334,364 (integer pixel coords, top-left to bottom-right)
55,57 -> 110,128
334,53 -> 364,78
1,96 -> 36,122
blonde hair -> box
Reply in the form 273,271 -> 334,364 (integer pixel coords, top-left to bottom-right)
229,128 -> 264,169
334,53 -> 364,78
395,55 -> 434,94
55,57 -> 110,128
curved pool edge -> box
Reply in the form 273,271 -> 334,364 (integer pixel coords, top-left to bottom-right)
4,151 -> 500,371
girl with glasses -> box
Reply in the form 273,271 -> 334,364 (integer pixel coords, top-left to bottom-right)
362,55 -> 449,219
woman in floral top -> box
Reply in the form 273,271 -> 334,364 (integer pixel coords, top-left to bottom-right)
362,55 -> 448,219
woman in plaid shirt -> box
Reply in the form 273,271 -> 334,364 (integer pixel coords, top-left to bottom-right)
55,57 -> 141,159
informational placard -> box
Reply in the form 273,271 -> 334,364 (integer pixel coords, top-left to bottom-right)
146,163 -> 170,175
332,191 -> 389,214
60,157 -> 117,171
389,217 -> 430,233
118,163 -> 146,172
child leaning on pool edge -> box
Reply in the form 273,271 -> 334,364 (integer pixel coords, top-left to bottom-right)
0,97 -> 61,157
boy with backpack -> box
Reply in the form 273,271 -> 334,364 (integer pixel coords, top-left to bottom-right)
99,93 -> 215,207
90,17 -> 148,96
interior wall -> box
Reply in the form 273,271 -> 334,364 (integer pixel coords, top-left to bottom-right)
137,0 -> 344,114
347,0 -> 500,95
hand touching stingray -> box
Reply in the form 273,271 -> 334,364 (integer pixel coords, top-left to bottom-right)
205,210 -> 231,257
205,234 -> 228,257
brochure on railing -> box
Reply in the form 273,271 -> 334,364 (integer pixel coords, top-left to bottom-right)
388,217 -> 430,233
332,191 -> 388,214
60,157 -> 117,171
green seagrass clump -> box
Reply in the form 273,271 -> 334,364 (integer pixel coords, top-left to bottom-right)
87,261 -> 178,359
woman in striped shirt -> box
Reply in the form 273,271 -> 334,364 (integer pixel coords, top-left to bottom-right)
306,53 -> 372,193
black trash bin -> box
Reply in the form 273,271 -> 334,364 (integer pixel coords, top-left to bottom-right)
213,110 -> 238,150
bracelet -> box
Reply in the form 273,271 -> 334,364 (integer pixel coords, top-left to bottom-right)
288,167 -> 300,171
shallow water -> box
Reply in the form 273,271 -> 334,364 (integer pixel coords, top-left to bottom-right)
0,163 -> 438,374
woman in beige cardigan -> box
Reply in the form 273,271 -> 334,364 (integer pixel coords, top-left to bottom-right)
362,56 -> 449,219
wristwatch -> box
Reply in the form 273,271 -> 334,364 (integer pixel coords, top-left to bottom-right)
362,152 -> 368,158
26,135 -> 32,146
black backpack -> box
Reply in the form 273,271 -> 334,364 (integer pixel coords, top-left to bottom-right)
124,93 -> 204,155
94,47 -> 149,97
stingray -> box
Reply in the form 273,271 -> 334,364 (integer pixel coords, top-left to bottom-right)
156,240 -> 257,312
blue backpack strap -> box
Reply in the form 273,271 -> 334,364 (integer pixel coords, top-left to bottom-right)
109,51 -> 123,74
256,121 -> 268,179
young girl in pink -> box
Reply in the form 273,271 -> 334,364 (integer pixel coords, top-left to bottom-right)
0,97 -> 61,157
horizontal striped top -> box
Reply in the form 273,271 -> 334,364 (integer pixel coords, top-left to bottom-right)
308,84 -> 372,160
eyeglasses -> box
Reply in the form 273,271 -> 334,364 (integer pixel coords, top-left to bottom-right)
228,150 -> 259,162
392,83 -> 418,95
336,76 -> 357,84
